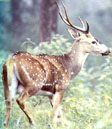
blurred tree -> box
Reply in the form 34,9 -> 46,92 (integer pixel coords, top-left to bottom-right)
0,1 -> 11,50
10,0 -> 23,36
39,0 -> 58,42
30,0 -> 41,15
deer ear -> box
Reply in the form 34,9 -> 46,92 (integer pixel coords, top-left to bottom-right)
68,28 -> 80,39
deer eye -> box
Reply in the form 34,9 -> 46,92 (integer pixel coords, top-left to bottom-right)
92,41 -> 97,44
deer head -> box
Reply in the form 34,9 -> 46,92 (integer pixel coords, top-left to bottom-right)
56,0 -> 110,56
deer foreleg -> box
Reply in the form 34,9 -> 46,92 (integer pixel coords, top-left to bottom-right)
53,90 -> 64,123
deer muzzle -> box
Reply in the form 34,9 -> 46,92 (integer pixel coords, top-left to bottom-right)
102,49 -> 111,56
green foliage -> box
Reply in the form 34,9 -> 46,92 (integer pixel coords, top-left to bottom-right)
30,35 -> 71,55
0,35 -> 112,129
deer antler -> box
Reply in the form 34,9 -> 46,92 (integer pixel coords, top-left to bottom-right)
56,0 -> 89,34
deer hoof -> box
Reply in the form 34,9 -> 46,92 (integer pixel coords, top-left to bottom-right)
3,120 -> 8,128
53,115 -> 62,124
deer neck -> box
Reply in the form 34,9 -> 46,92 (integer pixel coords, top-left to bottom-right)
63,41 -> 88,79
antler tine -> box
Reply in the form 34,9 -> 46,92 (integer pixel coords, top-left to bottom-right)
78,17 -> 89,33
56,0 -> 89,34
85,19 -> 89,34
59,0 -> 79,28
56,0 -> 77,27
57,0 -> 78,28
78,16 -> 85,29
56,1 -> 70,26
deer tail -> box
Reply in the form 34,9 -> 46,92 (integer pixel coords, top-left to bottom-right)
2,59 -> 13,127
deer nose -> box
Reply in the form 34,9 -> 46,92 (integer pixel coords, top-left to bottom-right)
102,49 -> 111,56
106,49 -> 111,54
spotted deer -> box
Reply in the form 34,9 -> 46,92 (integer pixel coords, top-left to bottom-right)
2,0 -> 110,127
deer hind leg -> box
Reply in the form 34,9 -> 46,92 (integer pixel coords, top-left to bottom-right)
53,90 -> 64,123
16,86 -> 40,125
16,91 -> 34,125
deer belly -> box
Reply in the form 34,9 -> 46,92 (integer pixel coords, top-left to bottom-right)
36,90 -> 53,96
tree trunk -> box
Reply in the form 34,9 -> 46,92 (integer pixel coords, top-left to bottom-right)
11,0 -> 22,26
39,0 -> 58,42
11,0 -> 23,36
